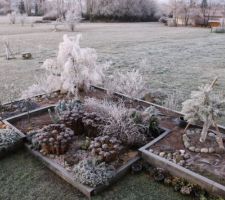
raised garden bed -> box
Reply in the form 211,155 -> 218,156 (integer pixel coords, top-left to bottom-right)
3,85 -> 225,199
4,104 -> 168,198
139,124 -> 225,198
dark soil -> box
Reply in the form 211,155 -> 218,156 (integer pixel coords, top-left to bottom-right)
13,112 -> 53,134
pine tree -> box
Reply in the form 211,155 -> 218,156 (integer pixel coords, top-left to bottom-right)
182,78 -> 225,150
201,0 -> 208,26
35,3 -> 39,16
18,0 -> 25,14
201,0 -> 208,9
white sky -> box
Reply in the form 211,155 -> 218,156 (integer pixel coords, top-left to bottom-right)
158,0 -> 169,2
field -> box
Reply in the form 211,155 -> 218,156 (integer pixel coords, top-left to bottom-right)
1,16 -> 225,103
1,16 -> 225,199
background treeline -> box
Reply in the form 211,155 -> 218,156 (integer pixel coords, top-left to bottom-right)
0,0 -> 160,22
86,0 -> 159,22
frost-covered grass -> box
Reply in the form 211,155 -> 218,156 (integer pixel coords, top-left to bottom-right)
0,149 -> 191,200
1,17 -> 225,103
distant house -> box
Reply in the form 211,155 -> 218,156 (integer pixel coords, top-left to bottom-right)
176,6 -> 225,26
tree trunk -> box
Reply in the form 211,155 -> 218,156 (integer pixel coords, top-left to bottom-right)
200,120 -> 211,143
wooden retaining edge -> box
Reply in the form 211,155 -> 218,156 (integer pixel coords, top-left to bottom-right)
139,131 -> 225,198
3,105 -> 56,137
25,144 -> 94,199
25,144 -> 140,199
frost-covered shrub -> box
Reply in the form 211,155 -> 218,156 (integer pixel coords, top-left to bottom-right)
84,98 -> 127,119
21,72 -> 61,99
22,34 -> 108,98
85,98 -> 159,147
182,79 -> 225,149
55,99 -> 83,114
105,69 -> 147,98
103,112 -> 147,147
0,129 -> 21,149
65,6 -> 82,31
8,12 -> 16,24
163,91 -> 185,111
73,159 -> 115,187
19,14 -> 27,26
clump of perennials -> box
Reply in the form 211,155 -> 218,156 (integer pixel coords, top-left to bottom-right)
89,135 -> 124,162
31,124 -> 75,155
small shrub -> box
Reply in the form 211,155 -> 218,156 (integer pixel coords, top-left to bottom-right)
65,8 -> 81,32
8,12 -> 16,24
105,69 -> 147,98
0,129 -> 21,149
73,159 -> 115,187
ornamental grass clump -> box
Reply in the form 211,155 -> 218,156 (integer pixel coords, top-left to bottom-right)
182,78 -> 225,150
84,98 -> 160,147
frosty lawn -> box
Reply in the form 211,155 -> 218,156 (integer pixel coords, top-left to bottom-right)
1,18 -> 225,103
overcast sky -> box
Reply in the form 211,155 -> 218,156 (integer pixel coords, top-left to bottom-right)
158,0 -> 169,3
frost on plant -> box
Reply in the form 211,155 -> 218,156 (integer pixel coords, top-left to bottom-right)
8,11 -> 16,24
55,99 -> 83,114
84,98 -> 160,147
22,34 -> 108,98
0,129 -> 21,149
65,3 -> 82,32
105,69 -> 147,98
181,78 -> 225,149
73,159 -> 115,187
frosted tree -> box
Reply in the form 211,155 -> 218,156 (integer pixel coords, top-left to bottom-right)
105,69 -> 147,98
182,78 -> 225,150
8,12 -> 17,24
19,14 -> 27,26
65,4 -> 82,31
22,34 -> 107,98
